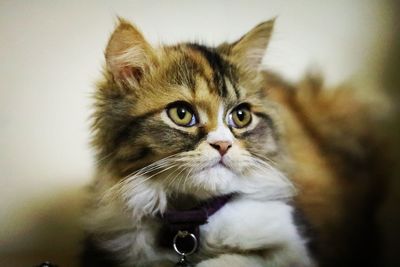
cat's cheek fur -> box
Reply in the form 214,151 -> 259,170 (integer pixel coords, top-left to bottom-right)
199,199 -> 315,267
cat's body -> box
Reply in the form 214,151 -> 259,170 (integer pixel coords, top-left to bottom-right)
265,72 -> 387,266
82,18 -> 385,267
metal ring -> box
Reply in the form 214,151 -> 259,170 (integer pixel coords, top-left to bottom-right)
172,230 -> 198,256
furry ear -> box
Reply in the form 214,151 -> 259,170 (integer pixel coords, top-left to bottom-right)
222,19 -> 275,71
105,18 -> 156,86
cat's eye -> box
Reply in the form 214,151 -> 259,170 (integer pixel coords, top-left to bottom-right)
228,104 -> 252,128
167,102 -> 197,127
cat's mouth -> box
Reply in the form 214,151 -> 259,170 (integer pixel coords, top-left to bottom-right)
208,159 -> 239,175
211,157 -> 229,168
190,158 -> 231,174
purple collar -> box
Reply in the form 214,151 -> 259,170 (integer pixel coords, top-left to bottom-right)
158,194 -> 234,253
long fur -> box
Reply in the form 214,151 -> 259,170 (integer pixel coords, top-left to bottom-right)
82,18 -> 328,267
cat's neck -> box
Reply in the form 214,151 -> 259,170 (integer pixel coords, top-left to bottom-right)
167,193 -> 206,210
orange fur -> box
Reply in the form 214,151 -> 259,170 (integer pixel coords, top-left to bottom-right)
264,71 -> 388,266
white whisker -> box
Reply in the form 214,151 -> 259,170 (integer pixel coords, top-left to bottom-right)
123,164 -> 179,191
166,165 -> 187,190
94,152 -> 115,165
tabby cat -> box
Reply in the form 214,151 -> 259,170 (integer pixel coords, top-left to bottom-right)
83,17 -> 385,267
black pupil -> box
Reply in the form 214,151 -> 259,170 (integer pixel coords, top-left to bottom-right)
177,107 -> 188,120
236,109 -> 246,121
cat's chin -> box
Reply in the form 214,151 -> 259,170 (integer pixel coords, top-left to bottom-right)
194,162 -> 236,178
179,163 -> 239,198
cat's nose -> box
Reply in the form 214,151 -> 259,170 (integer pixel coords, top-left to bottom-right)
209,141 -> 232,156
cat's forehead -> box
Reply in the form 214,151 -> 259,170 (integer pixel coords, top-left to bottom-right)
159,43 -> 241,105
130,42 -> 259,121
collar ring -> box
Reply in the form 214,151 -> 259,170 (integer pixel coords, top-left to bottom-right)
173,230 -> 198,256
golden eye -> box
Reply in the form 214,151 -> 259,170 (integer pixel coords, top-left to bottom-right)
167,103 -> 197,127
229,104 -> 252,128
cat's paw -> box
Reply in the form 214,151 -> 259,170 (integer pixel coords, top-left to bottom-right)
199,199 -> 316,266
196,254 -> 315,267
147,260 -> 175,267
196,254 -> 265,267
201,199 -> 296,250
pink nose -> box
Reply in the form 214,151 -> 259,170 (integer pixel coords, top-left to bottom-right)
209,141 -> 232,156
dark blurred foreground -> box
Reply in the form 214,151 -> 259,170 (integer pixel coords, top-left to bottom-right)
376,1 -> 400,266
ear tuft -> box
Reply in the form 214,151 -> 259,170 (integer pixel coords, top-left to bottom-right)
105,18 -> 155,86
228,19 -> 275,71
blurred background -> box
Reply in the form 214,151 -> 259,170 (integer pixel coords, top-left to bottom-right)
0,0 -> 398,266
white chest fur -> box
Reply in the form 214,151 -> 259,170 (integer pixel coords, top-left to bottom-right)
86,175 -> 314,266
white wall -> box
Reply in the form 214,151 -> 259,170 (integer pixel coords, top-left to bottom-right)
0,1 -> 393,266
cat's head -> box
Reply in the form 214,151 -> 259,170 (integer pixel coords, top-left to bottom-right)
92,18 -> 293,201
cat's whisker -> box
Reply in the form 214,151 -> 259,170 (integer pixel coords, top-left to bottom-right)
119,164 -> 180,197
248,150 -> 273,161
135,163 -> 179,182
164,162 -> 184,178
181,165 -> 195,192
178,172 -> 188,193
133,162 -> 174,178
164,165 -> 183,182
173,165 -> 188,193
108,153 -> 192,199
250,155 -> 276,168
249,151 -> 279,167
165,165 -> 187,190
113,157 -> 181,191
249,157 -> 294,189
93,152 -> 115,165
251,160 -> 279,176
123,153 -> 183,180
134,158 -> 174,175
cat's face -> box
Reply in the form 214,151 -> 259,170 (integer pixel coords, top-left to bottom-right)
93,19 -> 290,199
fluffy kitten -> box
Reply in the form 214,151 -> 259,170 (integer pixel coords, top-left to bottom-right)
82,18 -> 316,267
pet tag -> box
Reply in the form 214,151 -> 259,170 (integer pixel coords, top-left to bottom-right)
173,230 -> 198,267
175,255 -> 192,267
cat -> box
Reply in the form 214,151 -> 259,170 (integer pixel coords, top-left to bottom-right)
81,18 -> 317,267
82,16 -> 390,267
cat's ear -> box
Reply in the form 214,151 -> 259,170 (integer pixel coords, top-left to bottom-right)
221,19 -> 275,71
105,18 -> 156,86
